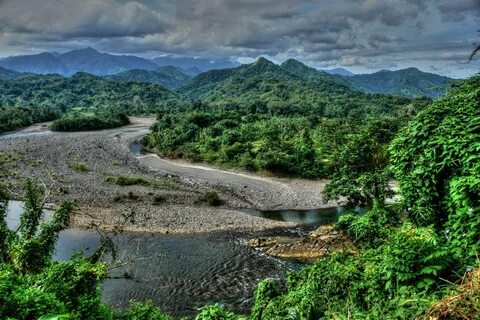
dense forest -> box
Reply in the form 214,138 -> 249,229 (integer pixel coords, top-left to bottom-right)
1,74 -> 478,319
145,58 -> 430,178
0,73 -> 182,133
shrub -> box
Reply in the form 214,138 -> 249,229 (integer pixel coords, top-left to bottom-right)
122,301 -> 171,320
68,162 -> 89,172
390,75 -> 480,261
151,194 -> 166,205
113,175 -> 151,186
196,190 -> 222,206
50,112 -> 129,132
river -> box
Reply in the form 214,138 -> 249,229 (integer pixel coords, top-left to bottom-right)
2,121 -> 348,317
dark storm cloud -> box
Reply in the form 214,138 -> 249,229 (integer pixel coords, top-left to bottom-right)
0,0 -> 478,77
438,0 -> 480,22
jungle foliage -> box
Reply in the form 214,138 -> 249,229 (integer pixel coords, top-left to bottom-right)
50,111 -> 130,131
0,73 -> 182,133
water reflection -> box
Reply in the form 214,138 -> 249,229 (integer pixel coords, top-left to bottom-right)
246,206 -> 366,225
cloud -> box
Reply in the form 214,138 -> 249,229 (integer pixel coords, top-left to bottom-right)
437,0 -> 480,22
0,0 -> 478,77
0,0 -> 169,38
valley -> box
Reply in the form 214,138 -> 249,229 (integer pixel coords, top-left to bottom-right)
0,117 -> 335,234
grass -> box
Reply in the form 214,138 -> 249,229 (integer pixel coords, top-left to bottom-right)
116,175 -> 151,186
107,174 -> 171,189
195,190 -> 222,206
422,268 -> 480,319
68,162 -> 89,172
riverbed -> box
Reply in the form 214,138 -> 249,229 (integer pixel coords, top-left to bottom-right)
1,119 -> 342,317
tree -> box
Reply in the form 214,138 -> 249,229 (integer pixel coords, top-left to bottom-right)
323,118 -> 400,208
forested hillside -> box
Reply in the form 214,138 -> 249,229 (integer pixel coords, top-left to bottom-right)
0,67 -> 24,80
106,66 -> 192,89
349,67 -> 454,98
146,58 -> 429,177
0,73 -> 182,133
177,58 -> 415,118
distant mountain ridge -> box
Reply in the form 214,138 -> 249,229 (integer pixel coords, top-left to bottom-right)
323,68 -> 354,77
0,48 -> 241,77
152,56 -> 240,72
0,66 -> 25,80
0,48 -> 158,76
0,48 -> 454,98
105,66 -> 192,89
349,67 -> 454,98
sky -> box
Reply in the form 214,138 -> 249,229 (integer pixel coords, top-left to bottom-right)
0,0 -> 479,78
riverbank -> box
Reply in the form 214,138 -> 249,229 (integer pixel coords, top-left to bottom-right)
0,118 -> 335,234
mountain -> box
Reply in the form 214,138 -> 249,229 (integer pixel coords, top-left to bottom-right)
348,67 -> 454,98
0,67 -> 24,80
324,68 -> 354,76
106,66 -> 192,89
182,67 -> 203,76
0,48 -> 159,76
152,56 -> 240,72
178,58 -> 411,118
58,47 -> 158,75
0,52 -> 69,75
280,59 -> 350,86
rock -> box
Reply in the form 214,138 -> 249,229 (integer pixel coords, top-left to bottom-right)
247,225 -> 355,262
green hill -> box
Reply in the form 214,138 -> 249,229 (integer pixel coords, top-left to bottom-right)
178,58 -> 413,119
0,66 -> 24,80
0,73 -> 181,133
349,67 -> 455,98
105,66 -> 192,89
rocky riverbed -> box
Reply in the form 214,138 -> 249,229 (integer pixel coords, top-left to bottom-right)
0,118 -> 335,234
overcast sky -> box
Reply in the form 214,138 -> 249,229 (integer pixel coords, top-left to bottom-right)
0,0 -> 479,78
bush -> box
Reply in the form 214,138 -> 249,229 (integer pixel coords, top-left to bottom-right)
122,301 -> 171,320
390,76 -> 480,262
113,175 -> 151,186
50,112 -> 129,132
196,190 -> 222,206
151,194 -> 166,205
68,162 -> 89,172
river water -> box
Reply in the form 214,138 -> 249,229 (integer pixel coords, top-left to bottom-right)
6,201 -> 300,317
4,132 -> 348,318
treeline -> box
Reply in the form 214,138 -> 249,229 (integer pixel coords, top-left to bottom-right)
50,111 -> 130,132
0,73 -> 183,133
145,97 -> 429,178
0,105 -> 59,133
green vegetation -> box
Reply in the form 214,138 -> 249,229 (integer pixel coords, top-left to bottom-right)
68,162 -> 89,172
0,72 -> 182,133
0,181 -> 176,319
106,66 -> 192,89
51,111 -> 130,132
146,59 -> 429,177
107,174 -> 168,189
195,190 -> 222,206
349,67 -> 455,98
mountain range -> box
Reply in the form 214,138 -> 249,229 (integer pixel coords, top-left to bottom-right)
349,68 -> 455,98
105,66 -> 192,89
323,68 -> 354,77
0,48 -> 239,77
0,48 -> 455,98
0,66 -> 25,80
